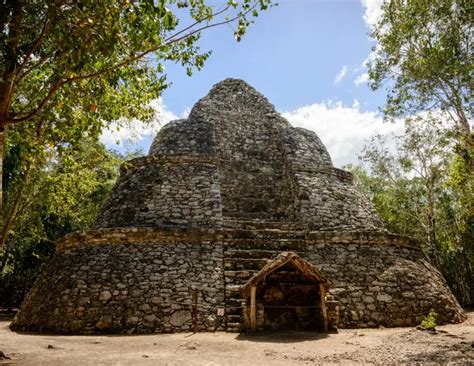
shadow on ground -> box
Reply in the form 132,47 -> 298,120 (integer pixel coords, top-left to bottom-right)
236,330 -> 330,343
0,310 -> 16,321
403,341 -> 474,364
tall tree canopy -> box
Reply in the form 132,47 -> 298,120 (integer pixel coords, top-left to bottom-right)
368,0 -> 473,160
0,0 -> 273,247
351,116 -> 473,306
0,136 -> 122,309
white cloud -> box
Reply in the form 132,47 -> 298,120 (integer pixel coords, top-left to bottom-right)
354,72 -> 370,86
100,98 -> 180,152
361,0 -> 384,28
282,100 -> 404,167
100,96 -> 406,169
354,41 -> 380,85
334,65 -> 348,84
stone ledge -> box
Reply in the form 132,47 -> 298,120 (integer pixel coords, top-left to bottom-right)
120,154 -> 219,174
288,164 -> 353,183
56,227 -> 224,253
56,227 -> 420,254
223,229 -> 420,249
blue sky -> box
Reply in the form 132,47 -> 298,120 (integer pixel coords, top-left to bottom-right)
161,0 -> 384,114
101,0 -> 403,167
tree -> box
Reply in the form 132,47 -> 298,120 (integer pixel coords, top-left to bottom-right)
368,0 -> 473,163
359,116 -> 454,265
0,135 -> 122,309
351,115 -> 473,306
0,0 -> 273,236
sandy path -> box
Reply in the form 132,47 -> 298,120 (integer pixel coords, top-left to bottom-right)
1,313 -> 473,365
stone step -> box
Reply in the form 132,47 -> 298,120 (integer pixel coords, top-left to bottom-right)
224,285 -> 244,296
225,288 -> 242,297
224,239 -> 307,251
223,270 -> 255,280
223,214 -> 278,221
226,323 -> 241,332
226,302 -> 244,311
222,219 -> 298,230
224,258 -> 269,271
224,284 -> 242,291
224,248 -> 282,258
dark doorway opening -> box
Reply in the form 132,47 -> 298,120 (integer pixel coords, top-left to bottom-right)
258,263 -> 325,331
241,252 -> 330,332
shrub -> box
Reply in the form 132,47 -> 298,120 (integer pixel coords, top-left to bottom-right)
420,309 -> 437,330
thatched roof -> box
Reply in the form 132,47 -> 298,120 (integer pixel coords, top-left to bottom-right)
241,252 -> 330,295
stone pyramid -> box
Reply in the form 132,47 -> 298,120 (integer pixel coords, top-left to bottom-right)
12,79 -> 464,334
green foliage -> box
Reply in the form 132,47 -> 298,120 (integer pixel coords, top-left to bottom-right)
357,116 -> 454,241
0,239 -> 54,311
0,129 -> 122,308
0,0 -> 273,127
365,1 -> 473,304
350,115 -> 473,307
368,0 -> 472,138
420,309 -> 437,330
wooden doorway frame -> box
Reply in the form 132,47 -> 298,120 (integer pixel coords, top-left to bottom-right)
241,252 -> 330,332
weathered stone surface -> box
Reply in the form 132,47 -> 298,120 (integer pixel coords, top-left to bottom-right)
12,242 -> 225,334
11,79 -> 465,334
99,291 -> 112,301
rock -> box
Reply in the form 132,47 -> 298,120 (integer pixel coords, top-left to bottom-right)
99,291 -> 112,301
126,316 -> 139,325
170,310 -> 191,327
139,304 -> 151,312
95,316 -> 112,330
376,294 -> 393,302
363,296 -> 374,303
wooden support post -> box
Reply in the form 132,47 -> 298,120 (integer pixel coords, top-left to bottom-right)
193,289 -> 199,333
250,286 -> 257,332
320,284 -> 328,332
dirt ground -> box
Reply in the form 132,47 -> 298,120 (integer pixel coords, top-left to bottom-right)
0,313 -> 473,365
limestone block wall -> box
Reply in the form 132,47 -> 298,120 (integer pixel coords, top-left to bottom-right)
305,243 -> 463,327
149,119 -> 215,156
290,169 -> 384,231
188,78 -> 294,222
11,230 -> 226,334
281,125 -> 385,231
222,231 -> 465,331
110,78 -> 385,231
283,127 -> 333,168
11,228 -> 465,334
95,157 -> 223,229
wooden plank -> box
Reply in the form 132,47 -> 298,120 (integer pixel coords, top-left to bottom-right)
250,286 -> 257,331
320,284 -> 328,332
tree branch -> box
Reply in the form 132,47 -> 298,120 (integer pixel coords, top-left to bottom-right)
3,2 -> 258,125
15,11 -> 53,82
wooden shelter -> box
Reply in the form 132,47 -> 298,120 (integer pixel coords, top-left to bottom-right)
241,252 -> 331,332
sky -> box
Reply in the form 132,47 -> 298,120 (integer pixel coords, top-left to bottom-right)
101,0 -> 403,167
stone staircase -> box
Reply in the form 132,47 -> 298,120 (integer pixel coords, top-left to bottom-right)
222,218 -> 302,231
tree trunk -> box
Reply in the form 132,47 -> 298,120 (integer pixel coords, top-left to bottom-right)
0,127 -> 3,216
426,184 -> 439,268
0,0 -> 23,220
454,109 -> 474,174
0,180 -> 25,251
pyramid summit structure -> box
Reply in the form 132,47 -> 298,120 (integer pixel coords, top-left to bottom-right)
12,79 -> 464,334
